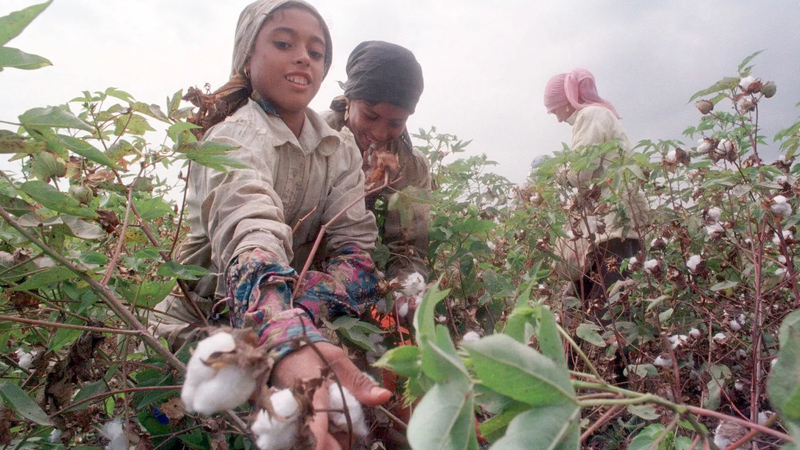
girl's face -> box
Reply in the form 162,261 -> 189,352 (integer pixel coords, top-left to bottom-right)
247,7 -> 326,120
347,100 -> 411,152
551,104 -> 576,123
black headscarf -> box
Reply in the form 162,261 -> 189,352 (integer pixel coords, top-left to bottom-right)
341,41 -> 424,114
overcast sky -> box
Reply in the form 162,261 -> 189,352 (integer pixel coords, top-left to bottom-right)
2,0 -> 799,185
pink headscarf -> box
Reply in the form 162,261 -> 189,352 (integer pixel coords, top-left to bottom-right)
543,68 -> 621,119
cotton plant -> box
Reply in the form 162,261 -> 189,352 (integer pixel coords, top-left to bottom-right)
251,389 -> 302,450
395,271 -> 427,318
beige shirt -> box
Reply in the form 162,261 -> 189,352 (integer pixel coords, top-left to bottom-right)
176,100 -> 378,299
555,106 -> 649,280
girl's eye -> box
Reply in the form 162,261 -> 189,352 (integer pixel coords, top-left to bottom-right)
274,41 -> 290,50
309,50 -> 324,60
363,114 -> 378,122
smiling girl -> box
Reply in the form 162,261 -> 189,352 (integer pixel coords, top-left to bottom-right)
155,1 -> 390,448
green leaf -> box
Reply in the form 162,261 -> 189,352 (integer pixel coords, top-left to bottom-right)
504,305 -> 538,344
626,364 -> 658,378
132,101 -> 171,123
62,215 -> 106,240
0,381 -> 54,425
537,307 -> 566,367
156,262 -> 209,280
0,46 -> 51,70
133,197 -> 175,221
12,266 -> 76,291
420,325 -> 470,382
768,310 -> 800,419
451,218 -> 495,234
628,404 -> 660,421
18,180 -> 97,218
488,403 -> 580,450
710,280 -> 738,292
50,319 -> 83,352
0,130 -> 45,154
738,50 -> 764,73
337,326 -> 375,352
463,334 -> 576,406
414,279 -> 450,343
186,153 -> 249,173
128,280 -> 177,309
628,424 -> 667,450
0,0 -> 52,45
576,323 -> 606,347
64,380 -> 107,412
116,113 -> 156,135
407,379 -> 478,450
478,402 -> 530,443
59,135 -> 120,168
374,345 -> 421,378
19,106 -> 93,132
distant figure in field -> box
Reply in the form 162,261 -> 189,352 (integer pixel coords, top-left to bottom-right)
544,68 -> 649,303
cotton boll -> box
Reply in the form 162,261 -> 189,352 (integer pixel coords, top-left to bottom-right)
486,241 -> 496,252
188,364 -> 256,416
771,195 -> 792,217
101,419 -> 131,450
697,139 -> 714,154
397,301 -> 409,318
689,328 -> 701,339
779,255 -> 787,264
739,76 -> 757,91
653,356 -> 673,367
668,335 -> 688,349
686,255 -> 703,272
462,331 -> 481,343
16,349 -> 33,370
713,421 -> 747,450
713,333 -> 728,344
734,380 -> 744,391
737,313 -> 746,325
758,411 -> 774,425
366,334 -> 387,365
707,207 -> 722,222
706,223 -> 725,239
49,428 -> 63,443
400,272 -> 426,298
181,332 -> 256,415
644,259 -> 661,274
729,319 -> 741,331
328,384 -> 369,438
252,389 -> 300,450
773,230 -> 793,245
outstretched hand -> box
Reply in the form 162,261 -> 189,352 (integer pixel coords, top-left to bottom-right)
271,342 -> 392,450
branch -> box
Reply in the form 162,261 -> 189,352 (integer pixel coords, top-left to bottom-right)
0,315 -> 142,336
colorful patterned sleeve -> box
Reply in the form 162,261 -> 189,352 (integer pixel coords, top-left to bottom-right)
226,247 -> 380,361
323,244 -> 381,310
226,249 -> 326,360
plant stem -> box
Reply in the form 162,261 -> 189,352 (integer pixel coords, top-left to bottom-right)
0,314 -> 142,335
558,325 -> 602,380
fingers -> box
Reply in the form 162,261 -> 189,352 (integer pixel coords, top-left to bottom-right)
316,343 -> 392,406
310,382 -> 343,450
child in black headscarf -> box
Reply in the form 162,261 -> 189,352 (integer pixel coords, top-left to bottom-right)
323,41 -> 431,317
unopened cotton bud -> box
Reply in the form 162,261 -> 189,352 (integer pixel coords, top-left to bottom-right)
696,100 -> 714,115
761,82 -> 777,98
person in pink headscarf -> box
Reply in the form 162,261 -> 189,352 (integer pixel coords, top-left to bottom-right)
545,68 -> 649,303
